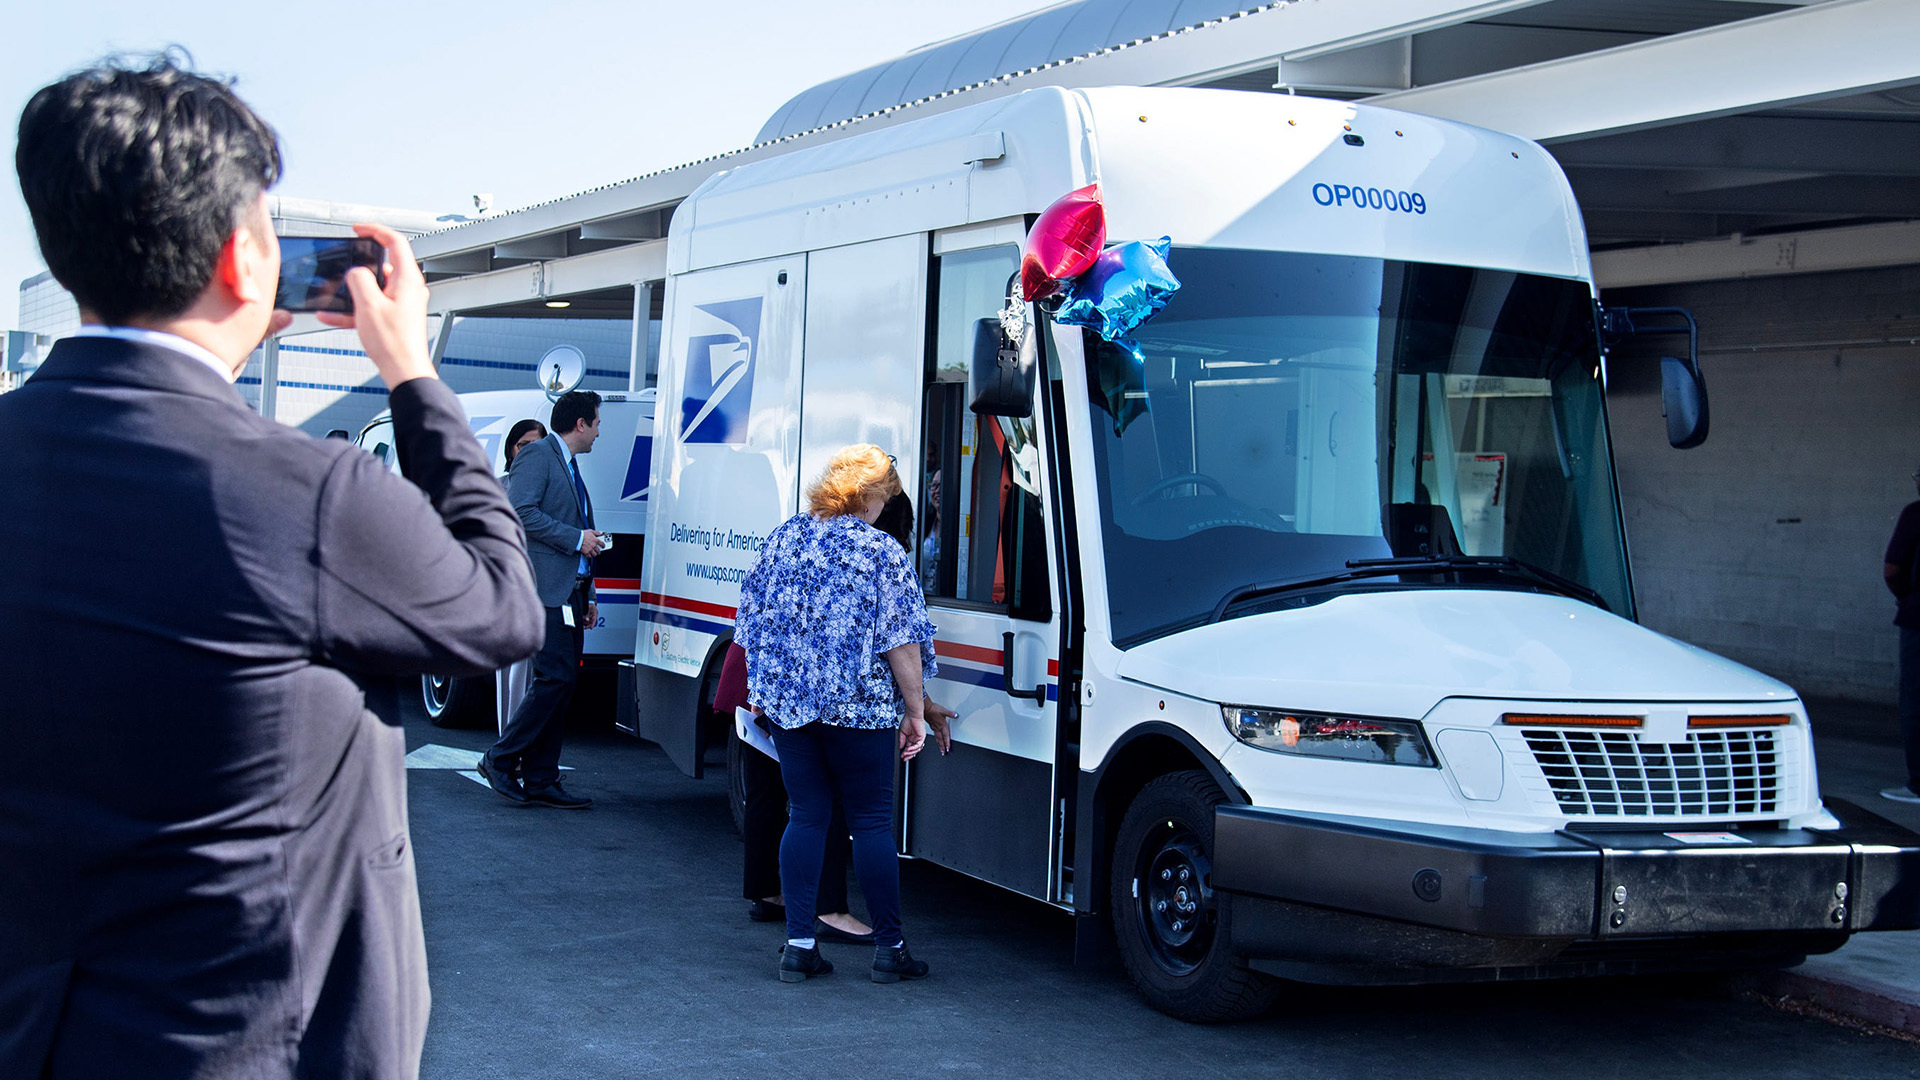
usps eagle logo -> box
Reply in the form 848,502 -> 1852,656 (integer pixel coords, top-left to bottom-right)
679,298 -> 761,444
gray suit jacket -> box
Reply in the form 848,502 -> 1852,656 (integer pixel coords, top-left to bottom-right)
508,433 -> 596,607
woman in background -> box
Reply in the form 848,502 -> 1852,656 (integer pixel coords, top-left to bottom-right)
502,418 -> 547,473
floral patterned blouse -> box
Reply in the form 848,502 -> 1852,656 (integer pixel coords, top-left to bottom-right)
735,512 -> 938,730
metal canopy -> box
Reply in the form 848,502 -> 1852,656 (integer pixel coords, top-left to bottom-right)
415,0 -> 1920,304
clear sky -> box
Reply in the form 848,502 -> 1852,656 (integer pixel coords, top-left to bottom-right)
5,0 -> 1058,329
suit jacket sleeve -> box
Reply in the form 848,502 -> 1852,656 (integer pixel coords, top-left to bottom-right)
313,377 -> 545,675
509,446 -> 586,558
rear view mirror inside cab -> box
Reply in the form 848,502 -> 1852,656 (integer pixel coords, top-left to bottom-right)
969,317 -> 1037,418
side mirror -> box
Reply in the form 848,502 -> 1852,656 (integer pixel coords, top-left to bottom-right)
969,317 -> 1036,418
1659,356 -> 1709,449
1601,305 -> 1708,450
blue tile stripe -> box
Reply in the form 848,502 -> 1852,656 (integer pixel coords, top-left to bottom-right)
282,342 -> 624,378
257,343 -> 626,396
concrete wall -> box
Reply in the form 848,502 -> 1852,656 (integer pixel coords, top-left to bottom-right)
1603,264 -> 1920,705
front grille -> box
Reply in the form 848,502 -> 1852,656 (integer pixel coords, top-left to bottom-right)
1519,728 -> 1780,817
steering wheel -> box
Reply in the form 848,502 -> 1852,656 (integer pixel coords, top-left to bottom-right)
1130,472 -> 1228,506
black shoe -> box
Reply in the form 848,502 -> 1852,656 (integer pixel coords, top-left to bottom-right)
747,900 -> 786,923
870,944 -> 928,983
477,757 -> 528,804
814,918 -> 876,945
524,781 -> 592,808
779,944 -> 833,983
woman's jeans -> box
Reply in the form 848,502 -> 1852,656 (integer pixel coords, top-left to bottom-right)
771,721 -> 900,946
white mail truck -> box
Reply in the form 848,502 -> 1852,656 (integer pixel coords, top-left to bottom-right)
623,86 -> 1920,1021
358,386 -> 654,728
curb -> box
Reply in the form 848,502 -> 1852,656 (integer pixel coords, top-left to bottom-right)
1734,967 -> 1920,1038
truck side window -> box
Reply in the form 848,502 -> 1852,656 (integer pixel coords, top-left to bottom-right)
919,247 -> 1051,621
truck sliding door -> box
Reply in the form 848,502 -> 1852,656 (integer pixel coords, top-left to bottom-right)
906,243 -> 1064,903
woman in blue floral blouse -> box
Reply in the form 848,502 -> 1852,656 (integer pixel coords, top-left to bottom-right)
735,444 -> 939,985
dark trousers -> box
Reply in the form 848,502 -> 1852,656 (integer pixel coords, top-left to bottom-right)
740,741 -> 851,914
488,588 -> 583,787
1901,626 -> 1920,794
771,722 -> 900,946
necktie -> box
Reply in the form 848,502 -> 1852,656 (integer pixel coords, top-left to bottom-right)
571,457 -> 594,576
569,458 -> 594,532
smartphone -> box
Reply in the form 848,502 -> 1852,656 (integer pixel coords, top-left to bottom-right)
275,236 -> 386,314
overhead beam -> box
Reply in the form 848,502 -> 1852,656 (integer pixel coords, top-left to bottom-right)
1592,219 -> 1920,289
419,249 -> 492,275
580,208 -> 668,241
425,264 -> 544,316
1567,171 -> 1920,217
1550,115 -> 1920,176
425,241 -> 667,316
1370,0 -> 1920,142
492,233 -> 571,260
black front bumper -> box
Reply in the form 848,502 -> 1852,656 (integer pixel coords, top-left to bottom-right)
1211,798 -> 1920,979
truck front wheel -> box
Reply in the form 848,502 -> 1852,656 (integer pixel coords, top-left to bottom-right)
1111,771 -> 1279,1023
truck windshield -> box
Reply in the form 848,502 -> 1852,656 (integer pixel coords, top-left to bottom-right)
1081,247 -> 1629,647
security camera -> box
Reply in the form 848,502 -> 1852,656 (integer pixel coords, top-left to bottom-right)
473,193 -> 493,216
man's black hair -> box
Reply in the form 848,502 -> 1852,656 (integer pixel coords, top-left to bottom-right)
550,390 -> 601,437
15,50 -> 282,325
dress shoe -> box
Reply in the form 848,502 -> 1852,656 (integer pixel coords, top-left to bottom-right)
870,944 -> 929,983
524,781 -> 592,808
814,918 -> 875,945
778,944 -> 833,983
1882,786 -> 1920,804
747,900 -> 786,923
477,757 -> 528,804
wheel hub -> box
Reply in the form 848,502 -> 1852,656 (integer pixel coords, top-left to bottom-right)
1139,826 -> 1216,974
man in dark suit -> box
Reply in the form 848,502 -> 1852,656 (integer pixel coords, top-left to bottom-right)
0,57 -> 544,1078
480,390 -> 604,808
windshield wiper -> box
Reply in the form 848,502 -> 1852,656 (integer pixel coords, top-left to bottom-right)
1210,555 -> 1608,626
1343,555 -> 1609,612
1209,565 -> 1427,624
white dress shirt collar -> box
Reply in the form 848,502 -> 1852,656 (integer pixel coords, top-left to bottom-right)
550,431 -> 575,468
71,325 -> 239,384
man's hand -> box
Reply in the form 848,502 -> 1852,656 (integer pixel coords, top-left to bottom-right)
586,601 -> 599,628
925,697 -> 957,755
316,224 -> 436,390
899,713 -> 927,761
581,530 -> 607,557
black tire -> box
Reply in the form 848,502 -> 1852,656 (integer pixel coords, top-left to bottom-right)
1110,770 -> 1280,1023
725,720 -> 748,836
422,673 -> 494,729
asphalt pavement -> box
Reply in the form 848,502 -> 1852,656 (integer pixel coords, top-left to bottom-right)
400,695 -> 1920,1078
1738,696 -> 1920,1039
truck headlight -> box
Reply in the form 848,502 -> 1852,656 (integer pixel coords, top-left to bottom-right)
1222,706 -> 1436,767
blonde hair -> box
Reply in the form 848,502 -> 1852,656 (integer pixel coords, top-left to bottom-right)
806,444 -> 902,519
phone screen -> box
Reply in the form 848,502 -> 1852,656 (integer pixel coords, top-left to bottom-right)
275,236 -> 386,313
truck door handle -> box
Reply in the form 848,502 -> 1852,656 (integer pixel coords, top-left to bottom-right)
1002,632 -> 1049,706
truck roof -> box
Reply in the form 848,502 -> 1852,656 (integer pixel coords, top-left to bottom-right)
668,86 -> 1589,284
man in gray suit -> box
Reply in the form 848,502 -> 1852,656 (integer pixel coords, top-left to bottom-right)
481,390 -> 605,808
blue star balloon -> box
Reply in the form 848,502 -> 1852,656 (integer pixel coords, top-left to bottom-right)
1053,237 -> 1181,344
